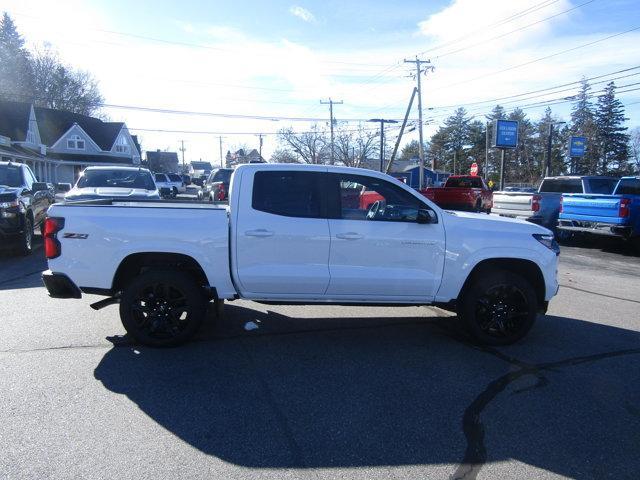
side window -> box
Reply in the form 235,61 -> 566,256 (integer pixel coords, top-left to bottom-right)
252,171 -> 324,218
24,166 -> 37,188
335,173 -> 426,222
21,166 -> 32,189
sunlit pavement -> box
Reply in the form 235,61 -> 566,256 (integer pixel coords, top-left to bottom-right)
1,237 -> 639,480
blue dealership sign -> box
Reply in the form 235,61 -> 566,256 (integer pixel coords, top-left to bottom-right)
569,136 -> 586,157
493,119 -> 519,149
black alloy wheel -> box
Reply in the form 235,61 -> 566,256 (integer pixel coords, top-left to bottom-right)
120,270 -> 206,347
459,269 -> 537,345
18,216 -> 33,256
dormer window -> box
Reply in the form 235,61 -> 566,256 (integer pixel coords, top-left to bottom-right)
67,135 -> 85,150
114,135 -> 129,154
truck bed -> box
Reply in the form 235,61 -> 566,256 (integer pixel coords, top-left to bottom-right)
46,200 -> 236,297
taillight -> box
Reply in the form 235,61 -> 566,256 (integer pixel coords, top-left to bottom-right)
619,198 -> 631,218
217,184 -> 227,201
532,194 -> 542,213
44,217 -> 65,259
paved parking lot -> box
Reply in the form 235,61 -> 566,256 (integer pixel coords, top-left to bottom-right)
1,237 -> 639,479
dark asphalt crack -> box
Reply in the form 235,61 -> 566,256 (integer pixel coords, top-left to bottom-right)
449,344 -> 640,480
559,284 -> 640,304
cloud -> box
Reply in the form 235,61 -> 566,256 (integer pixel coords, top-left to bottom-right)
289,5 -> 316,23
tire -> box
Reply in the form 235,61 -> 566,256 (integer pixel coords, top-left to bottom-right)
474,200 -> 482,213
458,269 -> 538,346
172,187 -> 178,198
554,228 -> 573,244
17,215 -> 33,256
119,270 -> 207,347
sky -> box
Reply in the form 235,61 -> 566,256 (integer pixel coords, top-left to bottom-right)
3,0 -> 640,165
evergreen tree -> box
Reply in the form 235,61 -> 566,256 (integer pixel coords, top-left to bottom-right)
595,81 -> 629,174
484,105 -> 507,180
442,107 -> 471,174
399,139 -> 421,161
536,107 -> 569,178
0,12 -> 34,102
570,78 -> 599,174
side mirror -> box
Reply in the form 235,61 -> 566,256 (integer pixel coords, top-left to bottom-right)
417,209 -> 437,224
56,183 -> 72,193
32,182 -> 49,192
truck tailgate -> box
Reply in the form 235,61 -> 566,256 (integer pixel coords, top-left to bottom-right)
560,194 -> 627,224
492,192 -> 534,217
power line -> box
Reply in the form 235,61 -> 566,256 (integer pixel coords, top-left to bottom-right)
434,0 -> 597,60
416,0 -> 562,56
432,25 -> 640,93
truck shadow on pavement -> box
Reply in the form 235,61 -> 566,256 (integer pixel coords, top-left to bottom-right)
94,305 -> 640,479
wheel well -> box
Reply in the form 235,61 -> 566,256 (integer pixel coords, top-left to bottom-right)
462,258 -> 546,306
112,253 -> 209,292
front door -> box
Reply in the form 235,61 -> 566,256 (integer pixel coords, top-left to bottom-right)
326,173 -> 445,300
234,168 -> 331,296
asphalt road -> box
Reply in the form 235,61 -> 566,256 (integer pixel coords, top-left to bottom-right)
0,236 -> 639,479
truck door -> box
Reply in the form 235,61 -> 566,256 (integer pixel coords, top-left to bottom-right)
234,168 -> 331,295
325,173 -> 445,300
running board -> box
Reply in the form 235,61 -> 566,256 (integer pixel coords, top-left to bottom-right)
90,296 -> 120,311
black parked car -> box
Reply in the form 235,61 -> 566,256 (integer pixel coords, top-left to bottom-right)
0,161 -> 53,255
203,168 -> 233,202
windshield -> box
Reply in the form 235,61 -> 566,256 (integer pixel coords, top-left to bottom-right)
77,169 -> 156,190
155,174 -> 167,182
167,174 -> 182,181
0,165 -> 24,187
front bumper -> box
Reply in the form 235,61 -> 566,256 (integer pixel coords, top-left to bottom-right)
42,270 -> 82,299
0,215 -> 25,247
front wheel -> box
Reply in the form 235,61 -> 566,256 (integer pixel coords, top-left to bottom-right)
17,216 -> 33,256
458,269 -> 538,345
119,270 -> 207,347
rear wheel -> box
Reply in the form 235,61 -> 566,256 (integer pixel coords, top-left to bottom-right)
119,270 -> 207,347
458,269 -> 538,345
474,200 -> 482,212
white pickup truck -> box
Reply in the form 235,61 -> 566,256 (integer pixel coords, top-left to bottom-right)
42,164 -> 559,347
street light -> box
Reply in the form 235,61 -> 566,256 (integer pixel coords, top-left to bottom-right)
545,121 -> 566,177
368,118 -> 399,172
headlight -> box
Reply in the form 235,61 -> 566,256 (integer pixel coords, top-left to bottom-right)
533,233 -> 560,255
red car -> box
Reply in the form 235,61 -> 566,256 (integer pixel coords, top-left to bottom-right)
422,175 -> 493,213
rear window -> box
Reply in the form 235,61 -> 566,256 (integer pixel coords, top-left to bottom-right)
78,169 -> 156,190
252,171 -> 323,218
0,164 -> 24,187
212,169 -> 233,182
539,178 -> 583,193
445,177 -> 483,188
167,174 -> 182,181
616,179 -> 640,195
585,178 -> 617,194
155,174 -> 167,182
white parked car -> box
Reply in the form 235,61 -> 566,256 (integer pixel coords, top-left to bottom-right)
65,166 -> 160,202
153,173 -> 174,198
167,173 -> 187,194
42,164 -> 559,347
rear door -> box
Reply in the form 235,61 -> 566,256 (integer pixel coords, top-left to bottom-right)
234,168 -> 331,295
325,172 -> 445,300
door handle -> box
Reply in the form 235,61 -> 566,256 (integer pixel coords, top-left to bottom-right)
245,229 -> 274,237
336,232 -> 363,240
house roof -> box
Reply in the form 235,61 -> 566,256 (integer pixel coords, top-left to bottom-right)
0,101 -> 31,142
190,161 -> 213,170
45,152 -> 134,164
34,106 -> 124,150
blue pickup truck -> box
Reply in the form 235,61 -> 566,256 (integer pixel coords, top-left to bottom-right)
557,176 -> 640,248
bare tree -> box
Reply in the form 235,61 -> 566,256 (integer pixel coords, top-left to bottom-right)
277,126 -> 329,164
270,148 -> 299,163
630,127 -> 640,174
334,125 -> 378,168
32,45 -> 103,116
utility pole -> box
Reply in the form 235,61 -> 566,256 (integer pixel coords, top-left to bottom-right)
404,57 -> 434,189
320,98 -> 343,164
485,122 -> 490,180
179,140 -> 186,170
256,134 -> 265,159
369,118 -> 398,172
545,121 -> 566,177
387,87 -> 418,173
218,136 -> 224,167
